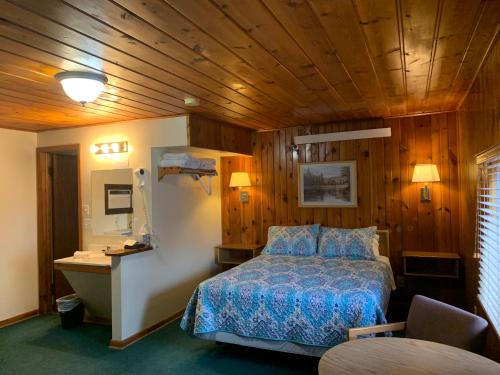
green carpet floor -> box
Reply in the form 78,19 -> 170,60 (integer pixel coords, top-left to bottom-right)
0,315 -> 318,375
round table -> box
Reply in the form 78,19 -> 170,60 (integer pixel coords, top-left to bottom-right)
318,337 -> 500,375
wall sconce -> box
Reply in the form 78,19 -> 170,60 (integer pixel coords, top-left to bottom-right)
412,164 -> 440,202
229,172 -> 251,203
90,141 -> 128,155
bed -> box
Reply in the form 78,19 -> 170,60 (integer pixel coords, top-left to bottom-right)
181,230 -> 394,357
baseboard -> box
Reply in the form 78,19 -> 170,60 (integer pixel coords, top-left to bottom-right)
108,309 -> 184,350
0,309 -> 39,328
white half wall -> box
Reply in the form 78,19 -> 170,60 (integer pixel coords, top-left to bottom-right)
0,128 -> 37,321
37,117 -> 190,248
38,117 -> 222,341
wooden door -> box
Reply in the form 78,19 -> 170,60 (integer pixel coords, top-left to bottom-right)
51,153 -> 79,301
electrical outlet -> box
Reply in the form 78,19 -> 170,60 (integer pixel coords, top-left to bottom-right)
396,275 -> 405,288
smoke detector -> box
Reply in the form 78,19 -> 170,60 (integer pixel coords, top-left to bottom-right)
184,97 -> 200,106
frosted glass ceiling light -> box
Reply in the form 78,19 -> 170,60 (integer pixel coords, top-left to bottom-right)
55,71 -> 108,106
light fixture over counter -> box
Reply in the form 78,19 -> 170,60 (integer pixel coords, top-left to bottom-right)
90,141 -> 128,155
55,71 -> 108,106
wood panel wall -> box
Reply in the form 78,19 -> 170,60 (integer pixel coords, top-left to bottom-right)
457,39 -> 499,361
187,114 -> 254,155
221,113 -> 460,275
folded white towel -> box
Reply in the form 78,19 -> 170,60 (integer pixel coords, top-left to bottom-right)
199,158 -> 216,170
162,152 -> 190,160
158,159 -> 201,168
73,251 -> 92,259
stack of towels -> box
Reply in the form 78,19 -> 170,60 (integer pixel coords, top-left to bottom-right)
73,251 -> 104,258
159,153 -> 216,170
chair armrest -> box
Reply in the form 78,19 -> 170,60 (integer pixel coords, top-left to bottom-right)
348,321 -> 406,341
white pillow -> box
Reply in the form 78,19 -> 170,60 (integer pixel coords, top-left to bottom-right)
372,234 -> 380,257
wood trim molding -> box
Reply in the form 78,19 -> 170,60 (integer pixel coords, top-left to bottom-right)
108,309 -> 185,350
36,149 -> 52,314
37,144 -> 82,313
0,309 -> 39,328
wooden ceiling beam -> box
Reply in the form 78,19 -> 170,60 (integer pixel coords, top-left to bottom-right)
164,0 -> 335,123
211,0 -> 352,121
0,0 -> 497,131
423,0 -> 483,112
0,70 -> 176,118
444,0 -> 500,110
351,0 -> 407,116
399,0 -> 440,114
0,84 -> 144,120
0,33 -> 267,130
0,49 -> 180,117
304,0 -> 390,117
0,92 -> 130,123
262,0 -> 371,118
7,0 -> 290,128
80,0 -> 308,124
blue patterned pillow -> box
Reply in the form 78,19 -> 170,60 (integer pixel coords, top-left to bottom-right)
318,226 -> 377,260
262,225 -> 320,256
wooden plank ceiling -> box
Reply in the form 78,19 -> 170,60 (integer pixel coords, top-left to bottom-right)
0,0 -> 498,132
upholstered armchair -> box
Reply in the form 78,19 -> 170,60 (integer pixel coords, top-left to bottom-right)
348,295 -> 489,354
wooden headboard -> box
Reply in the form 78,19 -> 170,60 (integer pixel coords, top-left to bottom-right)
376,230 -> 390,257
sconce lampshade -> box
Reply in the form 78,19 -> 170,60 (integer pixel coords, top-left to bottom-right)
229,172 -> 251,187
412,164 -> 440,183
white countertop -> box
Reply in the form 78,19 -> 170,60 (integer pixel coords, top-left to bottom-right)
54,254 -> 111,267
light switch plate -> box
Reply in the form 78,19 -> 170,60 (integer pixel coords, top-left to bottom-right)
240,191 -> 249,203
82,204 -> 90,217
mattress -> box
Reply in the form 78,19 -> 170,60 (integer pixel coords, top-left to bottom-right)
181,254 -> 393,350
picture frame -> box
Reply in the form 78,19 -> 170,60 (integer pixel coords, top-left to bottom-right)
298,161 -> 357,207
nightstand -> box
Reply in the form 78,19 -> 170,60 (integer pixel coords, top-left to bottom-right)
215,243 -> 264,269
402,251 -> 460,279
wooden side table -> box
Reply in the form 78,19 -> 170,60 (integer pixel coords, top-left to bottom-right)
402,251 -> 460,278
215,243 -> 264,270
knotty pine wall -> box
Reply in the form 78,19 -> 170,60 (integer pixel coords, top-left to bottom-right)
221,113 -> 460,275
457,40 -> 499,361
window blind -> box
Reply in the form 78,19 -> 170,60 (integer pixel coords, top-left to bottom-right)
476,144 -> 499,332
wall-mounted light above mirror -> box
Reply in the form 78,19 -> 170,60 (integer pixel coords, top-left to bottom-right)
90,141 -> 128,155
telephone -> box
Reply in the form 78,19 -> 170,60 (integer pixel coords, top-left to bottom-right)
123,239 -> 146,249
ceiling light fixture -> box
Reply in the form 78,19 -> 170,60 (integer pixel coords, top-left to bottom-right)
55,71 -> 108,106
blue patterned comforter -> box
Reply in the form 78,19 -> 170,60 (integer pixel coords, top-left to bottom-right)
181,255 -> 392,347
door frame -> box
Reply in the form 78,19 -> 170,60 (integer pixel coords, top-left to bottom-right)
37,144 -> 82,313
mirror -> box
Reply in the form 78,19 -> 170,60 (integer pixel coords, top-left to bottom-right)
91,169 -> 133,236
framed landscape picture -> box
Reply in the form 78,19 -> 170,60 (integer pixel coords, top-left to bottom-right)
298,161 -> 357,207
